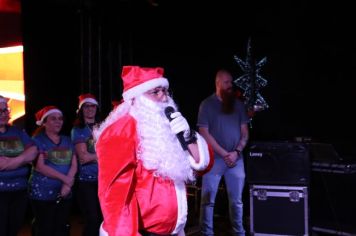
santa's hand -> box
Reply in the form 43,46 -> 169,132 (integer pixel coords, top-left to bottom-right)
169,112 -> 190,139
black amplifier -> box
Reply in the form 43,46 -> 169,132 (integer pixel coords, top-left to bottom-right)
246,141 -> 310,185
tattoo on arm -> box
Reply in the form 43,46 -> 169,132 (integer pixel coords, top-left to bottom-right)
236,125 -> 249,151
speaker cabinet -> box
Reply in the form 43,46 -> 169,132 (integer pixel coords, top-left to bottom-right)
311,164 -> 356,235
246,141 -> 310,185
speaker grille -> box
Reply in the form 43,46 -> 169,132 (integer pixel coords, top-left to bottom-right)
246,141 -> 310,185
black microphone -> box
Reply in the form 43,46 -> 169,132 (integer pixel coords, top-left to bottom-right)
164,106 -> 188,150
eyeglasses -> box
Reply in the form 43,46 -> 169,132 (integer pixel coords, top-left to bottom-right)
0,108 -> 10,115
146,87 -> 170,97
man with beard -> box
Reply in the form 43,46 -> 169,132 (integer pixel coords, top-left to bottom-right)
197,69 -> 250,236
93,66 -> 210,236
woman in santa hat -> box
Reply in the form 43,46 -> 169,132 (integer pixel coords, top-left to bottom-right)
29,106 -> 77,236
71,93 -> 103,236
0,95 -> 38,236
94,66 -> 211,236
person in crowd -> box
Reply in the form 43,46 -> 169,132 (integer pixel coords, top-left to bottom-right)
93,65 -> 211,236
0,95 -> 38,236
71,93 -> 103,236
197,69 -> 250,236
29,105 -> 77,236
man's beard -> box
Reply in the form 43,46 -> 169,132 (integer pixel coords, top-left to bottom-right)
129,95 -> 194,183
220,88 -> 235,114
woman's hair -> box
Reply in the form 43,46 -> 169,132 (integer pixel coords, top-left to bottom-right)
73,106 -> 101,128
32,126 -> 45,137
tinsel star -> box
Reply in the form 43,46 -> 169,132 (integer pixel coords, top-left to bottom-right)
234,38 -> 269,112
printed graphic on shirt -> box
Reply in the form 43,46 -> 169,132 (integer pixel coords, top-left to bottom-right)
0,136 -> 24,157
86,136 -> 95,154
46,147 -> 72,165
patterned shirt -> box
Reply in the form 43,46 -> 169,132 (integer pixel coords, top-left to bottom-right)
29,132 -> 74,200
0,125 -> 36,191
71,125 -> 98,182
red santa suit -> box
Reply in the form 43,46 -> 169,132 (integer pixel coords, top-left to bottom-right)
94,66 -> 210,236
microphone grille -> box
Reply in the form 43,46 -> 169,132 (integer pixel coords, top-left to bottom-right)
164,106 -> 175,120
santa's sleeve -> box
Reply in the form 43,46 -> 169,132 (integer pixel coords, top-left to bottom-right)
96,115 -> 140,236
187,132 -> 212,171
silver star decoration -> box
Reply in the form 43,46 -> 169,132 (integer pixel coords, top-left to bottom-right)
234,38 -> 269,112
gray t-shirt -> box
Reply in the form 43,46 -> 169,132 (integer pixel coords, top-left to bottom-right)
197,94 -> 249,159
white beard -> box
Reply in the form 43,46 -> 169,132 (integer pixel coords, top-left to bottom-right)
129,95 -> 194,183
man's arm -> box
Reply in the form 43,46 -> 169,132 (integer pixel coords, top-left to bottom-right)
235,123 -> 249,152
185,132 -> 210,171
199,127 -> 229,158
199,123 -> 249,168
168,112 -> 210,170
96,115 -> 140,236
224,123 -> 249,167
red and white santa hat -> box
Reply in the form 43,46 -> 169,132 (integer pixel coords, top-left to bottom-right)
77,93 -> 99,112
35,105 -> 62,126
121,66 -> 169,101
0,95 -> 9,104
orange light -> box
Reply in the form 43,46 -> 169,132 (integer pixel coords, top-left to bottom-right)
0,45 -> 25,124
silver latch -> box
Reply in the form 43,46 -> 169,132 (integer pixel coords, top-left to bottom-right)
289,191 -> 300,202
256,189 -> 267,200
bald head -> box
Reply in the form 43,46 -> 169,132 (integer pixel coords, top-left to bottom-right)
215,69 -> 233,96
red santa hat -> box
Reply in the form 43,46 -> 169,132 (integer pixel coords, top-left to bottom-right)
35,105 -> 62,126
0,95 -> 9,104
121,65 -> 169,101
77,93 -> 99,112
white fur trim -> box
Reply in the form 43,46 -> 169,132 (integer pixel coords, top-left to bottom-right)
99,222 -> 108,236
188,133 -> 210,171
122,77 -> 169,101
93,101 -> 131,141
36,109 -> 62,126
78,98 -> 98,110
172,182 -> 187,234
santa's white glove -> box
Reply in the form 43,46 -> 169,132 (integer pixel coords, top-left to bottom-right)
169,112 -> 191,139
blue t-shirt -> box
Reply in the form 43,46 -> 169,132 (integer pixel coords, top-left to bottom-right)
29,132 -> 74,201
197,94 -> 250,159
0,125 -> 36,191
71,125 -> 98,182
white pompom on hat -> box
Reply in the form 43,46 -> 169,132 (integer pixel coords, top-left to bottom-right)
121,66 -> 169,101
35,105 -> 62,126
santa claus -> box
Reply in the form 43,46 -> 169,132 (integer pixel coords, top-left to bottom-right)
93,66 -> 210,236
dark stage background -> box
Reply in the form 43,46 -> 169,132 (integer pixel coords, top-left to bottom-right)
16,0 -> 356,157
